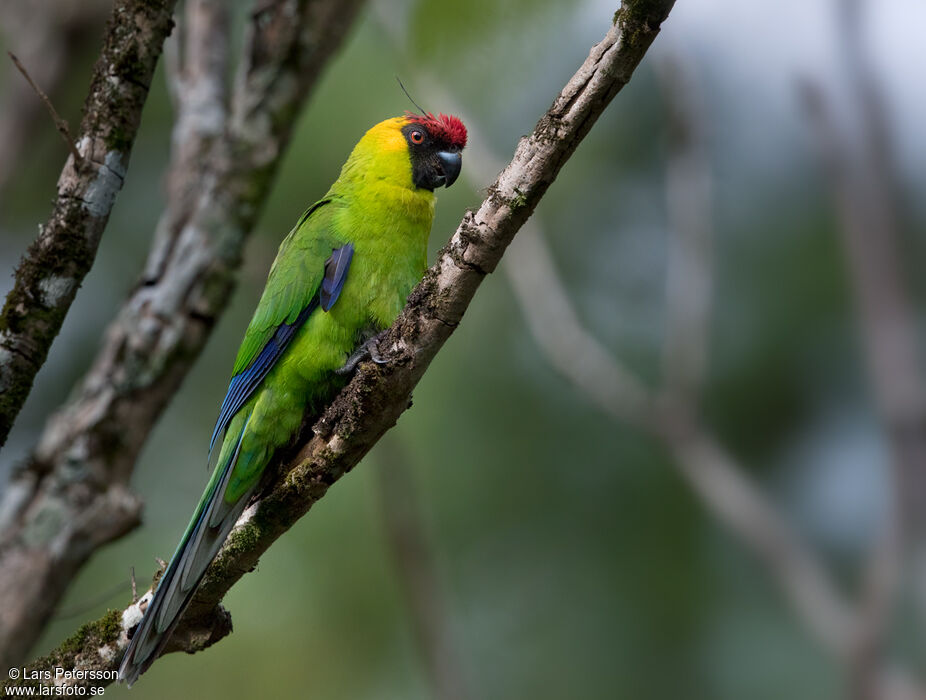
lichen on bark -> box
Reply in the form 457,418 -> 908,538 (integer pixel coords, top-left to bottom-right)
0,0 -> 178,449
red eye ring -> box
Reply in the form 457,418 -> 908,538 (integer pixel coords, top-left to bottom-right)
410,130 -> 424,144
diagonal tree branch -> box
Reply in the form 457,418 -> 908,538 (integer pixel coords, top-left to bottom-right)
0,0 -> 178,450
4,3 -> 677,692
0,0 -> 365,674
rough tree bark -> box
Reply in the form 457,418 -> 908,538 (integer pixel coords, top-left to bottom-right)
0,0 -> 364,676
0,0 -> 178,449
2,1 -> 677,693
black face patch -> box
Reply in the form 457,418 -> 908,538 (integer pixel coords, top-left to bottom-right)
402,123 -> 462,191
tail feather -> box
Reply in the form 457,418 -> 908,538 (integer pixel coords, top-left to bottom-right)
119,414 -> 256,686
176,417 -> 251,597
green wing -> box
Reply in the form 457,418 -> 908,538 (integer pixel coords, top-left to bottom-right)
207,197 -> 350,454
231,197 -> 340,375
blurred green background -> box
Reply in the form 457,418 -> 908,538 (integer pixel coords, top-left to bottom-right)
2,0 -> 925,698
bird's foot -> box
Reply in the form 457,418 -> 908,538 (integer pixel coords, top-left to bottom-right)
335,332 -> 389,375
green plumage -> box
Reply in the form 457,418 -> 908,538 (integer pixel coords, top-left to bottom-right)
223,120 -> 434,499
120,114 -> 450,685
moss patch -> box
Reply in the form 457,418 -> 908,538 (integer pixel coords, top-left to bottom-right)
614,0 -> 674,46
13,608 -> 123,689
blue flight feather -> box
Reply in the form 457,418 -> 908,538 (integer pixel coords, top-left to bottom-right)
320,243 -> 354,312
208,302 -> 317,454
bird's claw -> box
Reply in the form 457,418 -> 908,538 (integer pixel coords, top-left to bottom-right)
335,333 -> 388,375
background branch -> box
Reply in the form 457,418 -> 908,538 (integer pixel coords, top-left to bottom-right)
3,4 -> 677,692
0,0 -> 178,450
801,1 -> 926,696
409,51 -> 859,664
419,43 -> 924,700
0,0 -> 364,674
376,436 -> 470,700
501,98 -> 858,662
656,56 -> 713,406
503,51 -> 926,700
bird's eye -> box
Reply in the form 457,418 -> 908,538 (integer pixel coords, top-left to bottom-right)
410,130 -> 424,144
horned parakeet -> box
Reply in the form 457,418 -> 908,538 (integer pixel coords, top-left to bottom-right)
119,112 -> 467,685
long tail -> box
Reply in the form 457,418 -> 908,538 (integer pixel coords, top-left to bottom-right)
119,413 -> 255,686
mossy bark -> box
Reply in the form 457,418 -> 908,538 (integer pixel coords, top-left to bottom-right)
0,0 -> 178,448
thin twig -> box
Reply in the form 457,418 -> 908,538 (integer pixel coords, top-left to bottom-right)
0,0 -> 111,194
7,51 -> 84,167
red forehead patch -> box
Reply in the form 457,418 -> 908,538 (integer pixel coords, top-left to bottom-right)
406,112 -> 467,149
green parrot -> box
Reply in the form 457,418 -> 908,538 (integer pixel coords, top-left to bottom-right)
119,112 -> 466,685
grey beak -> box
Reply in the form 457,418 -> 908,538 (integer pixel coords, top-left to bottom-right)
437,150 -> 462,188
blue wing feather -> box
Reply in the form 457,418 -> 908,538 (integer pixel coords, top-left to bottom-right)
320,243 -> 354,312
208,301 -> 317,454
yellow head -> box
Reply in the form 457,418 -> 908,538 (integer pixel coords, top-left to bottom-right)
338,113 -> 467,192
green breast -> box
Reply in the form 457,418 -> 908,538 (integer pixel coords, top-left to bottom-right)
335,180 -> 434,329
